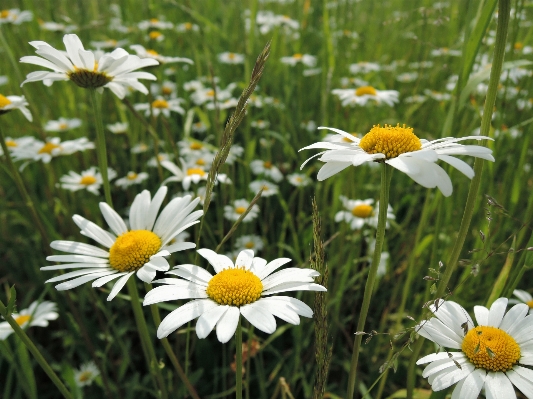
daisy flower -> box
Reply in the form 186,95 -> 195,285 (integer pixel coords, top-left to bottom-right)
416,297 -> 533,399
20,34 -> 158,99
129,45 -> 193,65
115,171 -> 149,188
0,301 -> 58,340
0,9 -> 33,25
42,187 -> 202,301
331,86 -> 399,107
250,160 -> 284,182
39,21 -> 78,33
138,18 -> 173,30
151,81 -> 177,97
74,361 -> 100,387
224,199 -> 260,223
143,249 -> 326,342
249,180 -> 279,197
0,136 -> 38,156
44,117 -> 82,132
0,94 -> 32,121
250,120 -> 270,129
134,96 -> 185,117
107,121 -> 128,134
235,235 -> 264,252
11,137 -> 94,164
58,167 -> 117,195
90,39 -> 129,50
148,153 -> 174,168
280,53 -> 317,67
349,62 -> 381,74
131,142 -> 150,154
161,160 -> 208,190
300,125 -> 494,197
334,196 -> 394,230
218,52 -> 245,64
192,121 -> 208,133
510,290 -> 533,314
287,173 -> 311,187
147,31 -> 165,42
176,22 -> 199,32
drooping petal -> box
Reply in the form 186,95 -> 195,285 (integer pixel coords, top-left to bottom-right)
215,306 -> 240,343
107,272 -> 135,301
240,302 -> 277,333
196,305 -> 229,339
157,299 -> 217,339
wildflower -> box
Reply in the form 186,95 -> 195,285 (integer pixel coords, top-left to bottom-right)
250,160 -> 283,182
331,86 -> 399,107
300,125 -> 494,197
218,52 -> 245,64
416,298 -> 533,398
510,290 -> 533,314
107,122 -> 128,134
143,249 -> 326,342
190,83 -> 236,106
147,31 -> 165,42
224,199 -> 260,222
226,145 -> 244,165
115,171 -> 149,188
0,301 -> 58,340
151,81 -> 177,97
20,34 -> 158,99
147,153 -> 173,167
235,235 -> 264,252
280,53 -> 317,67
301,120 -> 317,132
11,137 -> 94,164
134,96 -> 185,117
192,121 -> 208,133
0,136 -> 38,156
58,167 -> 117,195
130,45 -> 193,65
249,180 -> 279,197
423,89 -> 451,102
287,173 -> 311,187
396,72 -> 419,83
335,196 -> 394,230
250,120 -> 270,130
74,361 -> 100,387
131,142 -> 150,154
349,62 -> 381,74
39,21 -> 77,32
161,160 -> 207,190
430,47 -> 461,57
44,117 -> 82,132
0,76 -> 8,85
0,94 -> 32,121
90,39 -> 129,50
176,22 -> 199,32
0,9 -> 33,25
42,187 -> 202,300
138,18 -> 173,30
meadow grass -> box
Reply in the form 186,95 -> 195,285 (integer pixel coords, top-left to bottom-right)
1,0 -> 533,398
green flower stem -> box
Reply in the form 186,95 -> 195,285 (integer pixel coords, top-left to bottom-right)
346,163 -> 392,399
406,1 -> 510,398
144,283 -> 201,399
236,317 -> 243,399
0,125 -> 52,247
0,300 -> 73,399
88,89 -> 113,207
127,278 -> 168,399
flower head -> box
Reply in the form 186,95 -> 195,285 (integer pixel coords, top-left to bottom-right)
0,94 -> 32,121
0,301 -> 58,340
44,117 -> 82,132
300,125 -> 495,197
58,167 -> 117,195
335,196 -> 394,230
331,86 -> 399,107
42,187 -> 202,300
115,171 -> 149,188
416,298 -> 533,398
20,34 -> 159,98
74,361 -> 100,387
143,249 -> 326,342
224,199 -> 259,223
510,290 -> 533,314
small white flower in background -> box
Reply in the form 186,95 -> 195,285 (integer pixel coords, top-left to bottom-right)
74,361 -> 100,387
334,196 -> 394,230
44,117 -> 82,132
249,180 -> 279,197
226,144 -> 244,165
300,120 -> 317,132
423,89 -> 451,102
177,139 -> 214,160
349,62 -> 381,74
130,45 -> 193,65
331,86 -> 399,107
0,136 -> 38,156
138,18 -> 174,30
206,98 -> 238,110
147,152 -> 173,167
38,21 -> 78,32
161,160 -> 207,190
190,83 -> 237,106
416,298 -> 533,398
404,94 -> 427,104
396,72 -> 418,83
235,235 -> 264,252
151,80 -> 177,97
303,68 -> 321,77
0,94 -> 32,121
224,199 -> 260,223
430,47 -> 461,57
250,160 -> 284,182
107,121 -> 129,134
134,96 -> 185,117
90,39 -> 129,50
11,137 -> 94,164
42,187 -> 202,300
280,53 -> 317,67
300,125 -> 494,197
408,61 -> 434,69
218,52 -> 245,64
0,76 -> 8,85
115,171 -> 149,188
510,289 -> 533,314
0,9 -> 33,25
0,301 -> 58,340
287,173 -> 311,187
340,77 -> 369,88
20,34 -> 159,99
250,120 -> 270,130
58,167 -> 117,195
131,142 -> 150,154
192,121 -> 208,133
147,31 -> 165,42
143,249 -> 326,342
176,22 -> 200,32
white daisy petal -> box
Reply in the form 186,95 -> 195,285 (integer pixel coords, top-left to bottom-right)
55,271 -> 117,290
196,305 -> 229,339
235,250 -> 255,269
72,215 -> 116,248
240,302 -> 277,333
107,272 -> 135,301
262,282 -> 326,296
136,265 -> 157,283
430,362 -> 474,391
215,306 -> 240,343
317,162 -> 352,181
92,272 -> 127,287
172,264 -> 214,283
146,186 -> 168,231
197,249 -> 234,273
143,285 -> 208,306
46,254 -> 109,263
157,299 -> 217,339
417,352 -> 464,365
451,369 -> 486,399
50,241 -> 109,258
500,304 -> 529,333
438,155 -> 475,179
250,298 -> 301,325
257,258 -> 292,280
507,367 -> 533,399
484,372 -> 516,399
46,268 -> 113,283
474,305 -> 489,326
163,242 -> 196,254
487,298 -> 508,327
99,203 -> 128,236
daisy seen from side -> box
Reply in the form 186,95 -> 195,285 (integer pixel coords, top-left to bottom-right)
331,86 -> 399,107
300,124 -> 495,197
115,171 -> 149,188
143,249 -> 326,342
42,186 -> 203,301
510,290 -> 533,314
0,301 -> 58,340
0,94 -> 32,121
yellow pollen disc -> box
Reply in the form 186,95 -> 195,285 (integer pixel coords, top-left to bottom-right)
359,124 -> 421,159
127,172 -> 138,180
184,22 -> 193,30
147,49 -> 159,56
162,87 -> 172,95
80,175 -> 97,185
206,90 -> 215,97
355,86 -> 378,96
1,10 -> 10,18
0,94 -> 12,108
228,53 -> 236,59
526,300 -> 533,308
514,42 -> 524,50
15,315 -> 31,326
152,99 -> 169,109
6,140 -> 17,147
149,31 -> 162,39
190,142 -> 203,150
187,168 -> 205,176
462,326 -> 521,372
245,242 -> 255,249
38,142 -> 61,154
59,123 -> 68,130
351,204 -> 373,218
78,371 -> 92,382
293,53 -> 303,59
235,206 -> 246,214
109,230 -> 161,272
206,267 -> 263,306
196,158 -> 206,166
150,18 -> 159,23
263,161 -> 272,169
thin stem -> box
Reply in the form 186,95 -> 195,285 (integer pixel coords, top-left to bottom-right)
346,163 -> 392,399
88,89 -> 113,207
127,278 -> 168,399
236,317 -> 243,399
0,300 -> 73,399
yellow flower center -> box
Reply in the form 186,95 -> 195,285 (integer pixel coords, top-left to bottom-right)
38,142 -> 61,154
187,168 -> 205,176
109,230 -> 161,272
263,161 -> 272,169
514,42 -> 524,50
245,242 -> 255,249
68,64 -> 111,89
355,86 -> 378,96
0,10 -> 10,18
293,53 -> 303,60
78,371 -> 93,382
0,94 -> 12,108
359,124 -> 421,159
462,326 -> 521,372
162,86 -> 173,95
351,204 -> 373,218
80,176 -> 97,185
147,49 -> 159,56
526,300 -> 533,308
149,31 -> 162,39
127,172 -> 138,180
15,315 -> 31,326
152,99 -> 169,109
6,140 -> 17,147
150,18 -> 159,23
206,268 -> 263,306
184,22 -> 193,30
190,142 -> 203,150
59,123 -> 68,130
206,90 -> 215,97
235,206 -> 246,214
196,158 -> 206,166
